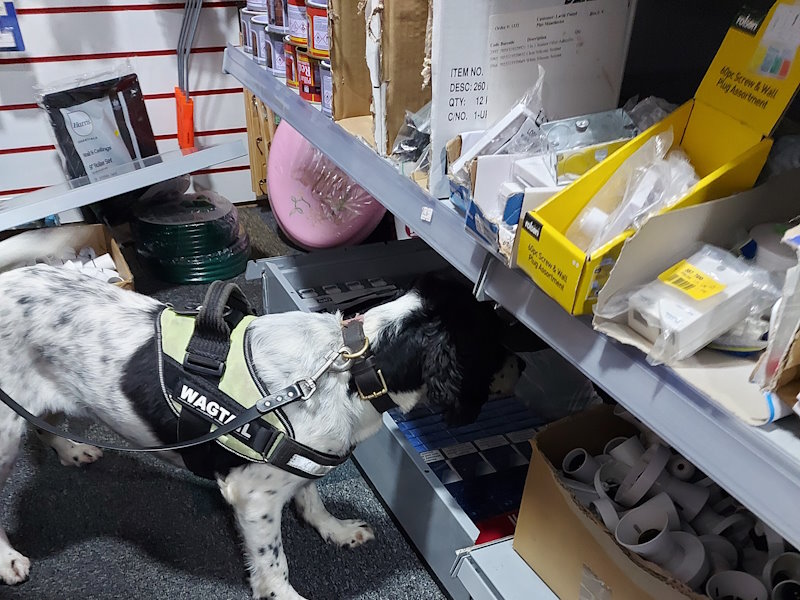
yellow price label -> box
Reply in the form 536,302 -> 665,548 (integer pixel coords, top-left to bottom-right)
658,260 -> 726,301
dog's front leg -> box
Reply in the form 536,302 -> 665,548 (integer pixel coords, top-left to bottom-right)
294,483 -> 374,548
219,466 -> 307,600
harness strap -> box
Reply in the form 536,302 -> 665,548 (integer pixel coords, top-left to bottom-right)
0,382 -> 297,455
184,281 -> 254,377
268,437 -> 349,478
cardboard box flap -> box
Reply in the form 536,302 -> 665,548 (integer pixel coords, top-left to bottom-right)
330,0 -> 372,120
594,167 -> 800,425
695,1 -> 800,138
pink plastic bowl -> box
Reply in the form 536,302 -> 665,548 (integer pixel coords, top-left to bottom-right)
267,121 -> 386,249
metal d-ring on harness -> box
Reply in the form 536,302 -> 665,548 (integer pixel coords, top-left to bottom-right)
0,282 -> 373,477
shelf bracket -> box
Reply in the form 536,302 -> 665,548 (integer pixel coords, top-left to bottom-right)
473,254 -> 494,302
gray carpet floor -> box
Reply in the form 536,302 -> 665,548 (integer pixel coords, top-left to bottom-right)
1,206 -> 447,600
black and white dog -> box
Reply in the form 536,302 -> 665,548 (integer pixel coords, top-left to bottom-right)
0,265 -> 519,599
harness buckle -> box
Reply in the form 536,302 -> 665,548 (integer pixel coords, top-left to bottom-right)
183,353 -> 226,378
300,378 -> 317,400
357,369 -> 388,401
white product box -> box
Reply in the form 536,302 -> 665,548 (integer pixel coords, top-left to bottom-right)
627,245 -> 757,364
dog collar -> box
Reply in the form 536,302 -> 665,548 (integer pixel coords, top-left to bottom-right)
341,319 -> 396,413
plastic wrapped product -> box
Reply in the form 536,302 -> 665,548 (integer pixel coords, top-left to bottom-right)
391,102 -> 432,164
622,95 -> 677,132
449,66 -> 547,189
267,122 -> 385,249
587,146 -> 699,254
624,245 -> 772,365
35,65 -> 157,182
541,108 -> 638,183
565,128 -> 674,252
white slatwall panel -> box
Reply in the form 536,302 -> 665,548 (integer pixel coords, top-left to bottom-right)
0,1 -> 252,203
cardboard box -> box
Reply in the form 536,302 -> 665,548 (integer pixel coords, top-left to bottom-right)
0,224 -> 134,290
514,405 -> 703,600
517,1 -> 800,315
428,0 -> 637,198
329,0 -> 429,155
592,168 -> 800,425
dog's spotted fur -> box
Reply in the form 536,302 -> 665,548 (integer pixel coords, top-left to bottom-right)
0,265 -> 515,599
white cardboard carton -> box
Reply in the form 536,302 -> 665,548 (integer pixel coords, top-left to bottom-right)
429,0 -> 637,198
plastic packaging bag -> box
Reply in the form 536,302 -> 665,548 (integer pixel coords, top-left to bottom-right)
391,102 -> 431,163
35,62 -> 158,182
292,144 -> 378,225
609,245 -> 776,365
449,66 -> 547,190
565,128 -> 674,251
622,95 -> 677,131
587,147 -> 698,253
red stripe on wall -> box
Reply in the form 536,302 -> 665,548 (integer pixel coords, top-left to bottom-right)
0,88 -> 244,111
0,186 -> 45,196
153,126 -> 247,141
143,87 -> 245,101
0,144 -> 56,155
0,46 -> 225,65
17,2 -> 240,14
0,102 -> 38,111
194,165 -> 250,175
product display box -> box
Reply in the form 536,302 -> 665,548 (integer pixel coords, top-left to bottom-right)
514,405 -> 703,600
592,168 -> 800,425
329,0 -> 429,154
517,1 -> 800,315
0,224 -> 134,290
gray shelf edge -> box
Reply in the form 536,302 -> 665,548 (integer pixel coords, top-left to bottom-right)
0,141 -> 246,231
223,43 -> 800,551
452,538 -> 557,600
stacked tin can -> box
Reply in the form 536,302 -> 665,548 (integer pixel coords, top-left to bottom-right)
241,0 -> 332,117
241,0 -> 288,79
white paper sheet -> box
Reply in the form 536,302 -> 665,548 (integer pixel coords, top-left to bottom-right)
488,0 -> 632,122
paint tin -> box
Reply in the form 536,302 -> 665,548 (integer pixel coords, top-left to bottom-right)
267,0 -> 288,31
251,15 -> 270,65
320,60 -> 332,117
246,0 -> 268,11
265,25 -> 287,77
287,0 -> 307,45
305,0 -> 329,59
297,49 -> 321,103
284,35 -> 302,89
240,8 -> 260,54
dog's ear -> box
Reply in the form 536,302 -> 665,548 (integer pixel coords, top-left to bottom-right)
421,330 -> 486,426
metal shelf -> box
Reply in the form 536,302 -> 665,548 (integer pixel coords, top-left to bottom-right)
224,41 -> 800,556
0,141 -> 246,231
452,538 -> 556,600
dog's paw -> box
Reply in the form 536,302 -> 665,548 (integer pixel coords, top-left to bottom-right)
55,441 -> 103,468
0,549 -> 30,585
321,519 -> 375,549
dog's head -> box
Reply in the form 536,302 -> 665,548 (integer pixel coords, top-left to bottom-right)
367,272 -> 522,426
